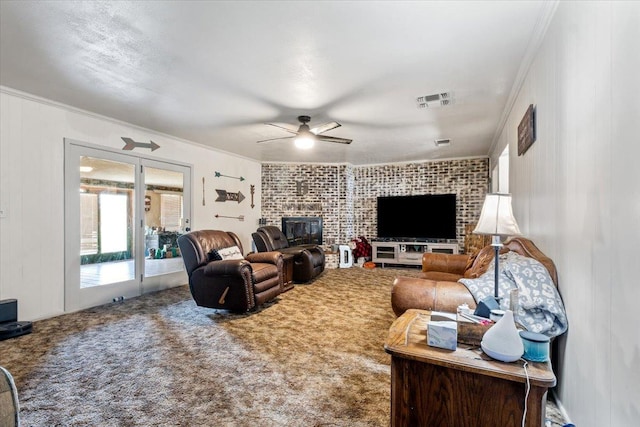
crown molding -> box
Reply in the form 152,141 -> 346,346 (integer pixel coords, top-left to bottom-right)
0,86 -> 261,165
487,0 -> 559,157
262,155 -> 488,169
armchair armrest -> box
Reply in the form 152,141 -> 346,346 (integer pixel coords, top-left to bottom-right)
245,251 -> 282,265
298,244 -> 324,256
421,253 -> 469,275
203,259 -> 250,276
278,247 -> 306,256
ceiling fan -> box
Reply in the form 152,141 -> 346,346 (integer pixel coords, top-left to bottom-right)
257,115 -> 352,149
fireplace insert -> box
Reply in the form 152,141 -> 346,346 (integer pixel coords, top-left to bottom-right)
281,217 -> 323,246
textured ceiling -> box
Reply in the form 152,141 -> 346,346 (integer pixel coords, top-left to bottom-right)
0,1 -> 551,165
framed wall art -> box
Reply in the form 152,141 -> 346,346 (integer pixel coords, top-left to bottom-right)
517,104 -> 536,156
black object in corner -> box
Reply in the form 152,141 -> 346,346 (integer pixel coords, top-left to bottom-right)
0,299 -> 33,341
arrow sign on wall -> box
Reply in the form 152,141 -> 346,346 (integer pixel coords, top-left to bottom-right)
121,137 -> 160,151
214,171 -> 245,181
215,189 -> 245,203
215,214 -> 245,221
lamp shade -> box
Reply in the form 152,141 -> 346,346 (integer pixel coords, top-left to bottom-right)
473,193 -> 521,237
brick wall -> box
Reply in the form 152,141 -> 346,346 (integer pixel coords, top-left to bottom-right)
261,158 -> 488,251
261,164 -> 342,246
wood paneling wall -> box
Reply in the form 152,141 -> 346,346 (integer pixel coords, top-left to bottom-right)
489,2 -> 640,426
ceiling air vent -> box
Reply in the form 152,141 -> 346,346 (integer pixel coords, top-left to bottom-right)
434,139 -> 451,147
417,91 -> 453,109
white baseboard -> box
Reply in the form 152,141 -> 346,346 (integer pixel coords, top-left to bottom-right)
551,389 -> 573,425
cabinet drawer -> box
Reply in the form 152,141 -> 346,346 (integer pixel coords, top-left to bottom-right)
397,253 -> 423,265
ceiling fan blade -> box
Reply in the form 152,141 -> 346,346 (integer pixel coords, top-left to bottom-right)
316,135 -> 352,144
310,121 -> 341,135
257,136 -> 295,143
266,123 -> 299,134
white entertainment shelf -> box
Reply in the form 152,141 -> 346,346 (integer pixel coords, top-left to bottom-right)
372,241 -> 459,267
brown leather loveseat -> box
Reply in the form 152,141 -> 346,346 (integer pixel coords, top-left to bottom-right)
391,237 -> 558,316
178,230 -> 283,312
252,226 -> 325,283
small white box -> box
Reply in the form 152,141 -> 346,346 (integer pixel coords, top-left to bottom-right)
427,311 -> 457,350
338,245 -> 353,268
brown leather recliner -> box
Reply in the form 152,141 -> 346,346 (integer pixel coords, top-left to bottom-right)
252,226 -> 325,283
391,237 -> 558,316
177,230 -> 283,312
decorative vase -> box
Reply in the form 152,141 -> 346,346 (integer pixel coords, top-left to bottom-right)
480,309 -> 524,362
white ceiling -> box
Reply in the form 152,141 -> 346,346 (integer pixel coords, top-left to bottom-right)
0,1 -> 551,165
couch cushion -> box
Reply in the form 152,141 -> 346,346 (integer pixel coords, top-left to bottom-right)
465,245 -> 507,278
218,246 -> 244,260
207,249 -> 222,262
391,276 -> 477,316
464,248 -> 480,272
258,226 -> 290,250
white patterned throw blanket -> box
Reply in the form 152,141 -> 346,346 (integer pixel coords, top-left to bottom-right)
459,251 -> 568,337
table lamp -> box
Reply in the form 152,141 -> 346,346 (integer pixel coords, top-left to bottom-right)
473,193 -> 521,302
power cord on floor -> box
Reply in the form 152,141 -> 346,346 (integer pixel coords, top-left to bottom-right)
520,358 -> 530,427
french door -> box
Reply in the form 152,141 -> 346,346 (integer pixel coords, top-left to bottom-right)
65,140 -> 191,312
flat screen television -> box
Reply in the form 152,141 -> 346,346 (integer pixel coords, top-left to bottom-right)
377,194 -> 456,240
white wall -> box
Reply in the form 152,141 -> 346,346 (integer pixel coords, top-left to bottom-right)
490,2 -> 639,426
0,88 -> 262,321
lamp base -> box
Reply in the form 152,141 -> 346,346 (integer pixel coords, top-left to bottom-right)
491,235 -> 503,300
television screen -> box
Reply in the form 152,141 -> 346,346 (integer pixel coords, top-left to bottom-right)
377,194 -> 456,240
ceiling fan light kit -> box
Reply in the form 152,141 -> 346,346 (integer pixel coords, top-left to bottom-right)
258,115 -> 352,148
294,135 -> 315,149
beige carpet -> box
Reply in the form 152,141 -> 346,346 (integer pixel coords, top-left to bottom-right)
0,267 -> 565,426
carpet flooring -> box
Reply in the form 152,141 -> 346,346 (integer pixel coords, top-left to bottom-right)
0,267 -> 566,426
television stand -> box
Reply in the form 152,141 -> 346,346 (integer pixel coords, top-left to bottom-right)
372,240 -> 459,267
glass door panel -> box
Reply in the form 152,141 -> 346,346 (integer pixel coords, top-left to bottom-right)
79,157 -> 136,288
143,166 -> 186,278
65,142 -> 142,312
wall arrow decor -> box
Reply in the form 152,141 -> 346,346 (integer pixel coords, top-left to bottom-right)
202,177 -> 206,206
215,214 -> 245,221
214,171 -> 245,181
250,185 -> 255,209
121,137 -> 160,151
215,189 -> 245,203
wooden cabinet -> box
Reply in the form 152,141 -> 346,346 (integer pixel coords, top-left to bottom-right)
372,241 -> 459,266
372,243 -> 398,264
281,253 -> 295,292
384,309 -> 556,427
